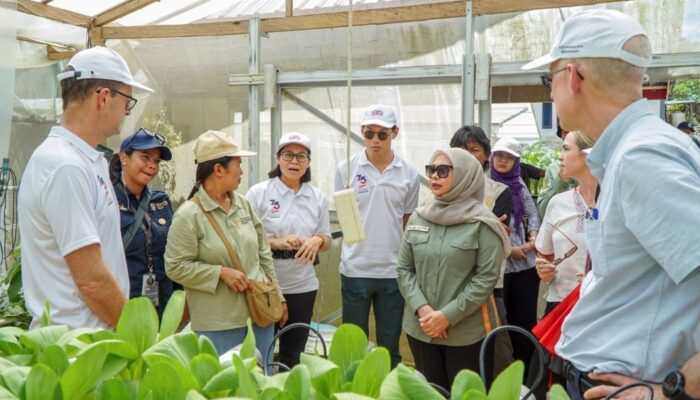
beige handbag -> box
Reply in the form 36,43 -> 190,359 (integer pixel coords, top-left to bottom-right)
192,197 -> 283,328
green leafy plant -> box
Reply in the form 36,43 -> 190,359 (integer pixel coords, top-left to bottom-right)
0,247 -> 31,329
141,109 -> 184,207
0,293 -> 570,399
671,79 -> 700,103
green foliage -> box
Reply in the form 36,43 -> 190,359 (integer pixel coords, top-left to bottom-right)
521,141 -> 559,170
671,79 -> 700,102
0,294 -> 570,399
141,109 -> 184,206
0,247 -> 31,330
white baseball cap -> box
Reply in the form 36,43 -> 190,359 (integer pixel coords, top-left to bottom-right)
522,9 -> 651,71
361,105 -> 398,128
194,130 -> 256,163
492,137 -> 521,158
276,132 -> 312,153
57,46 -> 154,92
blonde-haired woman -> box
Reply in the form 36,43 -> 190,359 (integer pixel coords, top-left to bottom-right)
535,131 -> 597,313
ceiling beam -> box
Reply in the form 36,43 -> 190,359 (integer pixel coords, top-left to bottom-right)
16,0 -> 92,28
101,0 -> 618,40
94,0 -> 159,27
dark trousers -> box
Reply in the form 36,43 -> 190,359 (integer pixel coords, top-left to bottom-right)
407,335 -> 483,392
503,267 -> 540,376
276,290 -> 317,368
341,275 -> 404,367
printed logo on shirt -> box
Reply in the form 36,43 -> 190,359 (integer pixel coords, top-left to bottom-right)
356,174 -> 369,193
96,175 -> 114,206
154,200 -> 169,210
239,216 -> 252,225
269,199 -> 281,218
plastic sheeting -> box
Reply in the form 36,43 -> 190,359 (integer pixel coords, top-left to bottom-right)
7,0 -> 700,204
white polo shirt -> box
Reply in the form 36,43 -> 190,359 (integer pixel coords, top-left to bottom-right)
535,189 -> 588,303
18,126 -> 129,329
334,150 -> 420,278
246,178 -> 331,294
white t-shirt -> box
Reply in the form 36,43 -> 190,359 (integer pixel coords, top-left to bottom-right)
534,189 -> 589,302
334,151 -> 420,278
246,178 -> 331,294
18,126 -> 129,329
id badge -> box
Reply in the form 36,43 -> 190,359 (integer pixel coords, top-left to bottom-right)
141,273 -> 159,307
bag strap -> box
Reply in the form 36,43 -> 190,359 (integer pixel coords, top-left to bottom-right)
191,196 -> 245,274
122,190 -> 151,250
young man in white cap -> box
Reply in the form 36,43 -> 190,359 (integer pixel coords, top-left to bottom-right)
523,9 -> 700,400
335,104 -> 420,367
18,46 -> 153,329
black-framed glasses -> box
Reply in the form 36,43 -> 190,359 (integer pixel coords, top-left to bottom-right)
425,164 -> 453,178
279,151 -> 309,163
540,66 -> 585,89
122,127 -> 166,150
548,223 -> 578,266
363,129 -> 392,141
96,87 -> 138,111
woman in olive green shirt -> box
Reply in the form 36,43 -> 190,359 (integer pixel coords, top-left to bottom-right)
397,148 -> 510,390
165,130 -> 285,369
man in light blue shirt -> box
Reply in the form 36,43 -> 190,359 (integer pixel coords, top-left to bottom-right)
523,9 -> 700,400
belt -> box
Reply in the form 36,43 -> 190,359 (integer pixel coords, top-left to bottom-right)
271,249 -> 296,259
271,249 -> 321,266
551,356 -> 606,396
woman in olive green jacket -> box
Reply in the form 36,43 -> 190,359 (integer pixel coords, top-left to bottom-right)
397,148 -> 510,390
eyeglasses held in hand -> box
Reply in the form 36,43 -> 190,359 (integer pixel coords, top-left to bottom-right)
425,164 -> 453,178
96,87 -> 138,111
540,66 -> 585,89
279,151 -> 309,163
548,223 -> 578,266
363,129 -> 392,141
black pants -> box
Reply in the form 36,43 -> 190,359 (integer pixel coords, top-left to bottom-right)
276,290 -> 316,368
503,267 -> 540,376
407,335 -> 483,392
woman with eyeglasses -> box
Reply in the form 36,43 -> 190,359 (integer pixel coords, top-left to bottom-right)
246,133 -> 331,369
489,137 -> 541,369
397,148 -> 510,390
108,128 -> 179,316
534,131 -> 596,314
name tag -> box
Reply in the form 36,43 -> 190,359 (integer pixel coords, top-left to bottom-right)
406,225 -> 429,232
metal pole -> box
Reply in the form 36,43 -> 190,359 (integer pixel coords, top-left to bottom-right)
476,53 -> 492,136
248,17 -> 261,185
461,0 -> 475,125
270,83 -> 282,167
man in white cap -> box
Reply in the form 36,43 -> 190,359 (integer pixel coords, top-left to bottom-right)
523,9 -> 700,400
335,104 -> 420,367
18,46 -> 153,329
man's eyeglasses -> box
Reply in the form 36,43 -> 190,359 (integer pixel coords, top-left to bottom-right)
363,129 -> 392,141
122,128 -> 166,150
540,66 -> 585,89
279,151 -> 309,163
96,87 -> 138,111
549,223 -> 578,266
425,164 -> 453,178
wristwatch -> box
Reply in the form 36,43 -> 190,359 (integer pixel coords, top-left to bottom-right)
663,370 -> 692,400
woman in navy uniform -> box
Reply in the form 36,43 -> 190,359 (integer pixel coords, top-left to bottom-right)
109,128 -> 178,316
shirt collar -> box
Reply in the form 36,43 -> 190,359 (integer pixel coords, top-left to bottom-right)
196,187 -> 239,213
358,149 -> 403,169
272,177 -> 312,197
587,99 -> 654,182
49,126 -> 102,162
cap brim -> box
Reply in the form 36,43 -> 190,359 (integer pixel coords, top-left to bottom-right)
125,79 -> 154,93
129,144 -> 172,160
231,150 -> 257,157
522,54 -> 558,71
493,148 -> 520,158
361,119 -> 394,128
